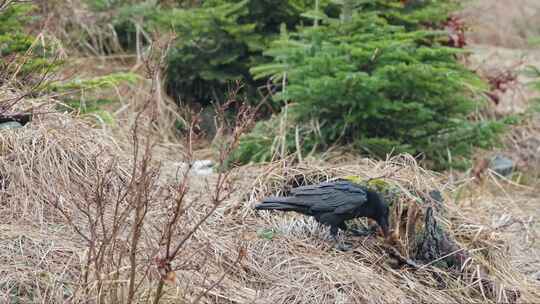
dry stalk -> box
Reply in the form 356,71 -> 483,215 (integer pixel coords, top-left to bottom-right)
41,40 -> 164,303
152,81 -> 261,304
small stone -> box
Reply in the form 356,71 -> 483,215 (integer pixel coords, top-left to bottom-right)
192,160 -> 213,176
175,160 -> 214,176
0,121 -> 23,130
489,154 -> 514,176
193,160 -> 213,170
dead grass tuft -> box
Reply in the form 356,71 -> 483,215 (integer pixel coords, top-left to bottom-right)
1,106 -> 539,303
194,155 -> 539,303
461,0 -> 540,48
0,106 -> 126,302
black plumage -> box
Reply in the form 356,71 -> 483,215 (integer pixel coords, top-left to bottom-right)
255,180 -> 390,239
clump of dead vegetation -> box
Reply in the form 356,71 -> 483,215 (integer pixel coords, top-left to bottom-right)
226,155 -> 537,304
0,42 -> 260,302
1,94 -> 539,303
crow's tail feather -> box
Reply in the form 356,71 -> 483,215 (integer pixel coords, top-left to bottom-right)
255,197 -> 308,213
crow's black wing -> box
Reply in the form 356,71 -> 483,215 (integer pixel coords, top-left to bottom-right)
290,181 -> 368,214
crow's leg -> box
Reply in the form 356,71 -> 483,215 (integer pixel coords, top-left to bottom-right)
330,223 -> 352,252
320,214 -> 352,251
330,225 -> 339,238
331,226 -> 352,251
335,243 -> 352,251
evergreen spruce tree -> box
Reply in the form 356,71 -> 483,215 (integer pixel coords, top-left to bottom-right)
236,0 -> 506,169
164,0 -> 337,104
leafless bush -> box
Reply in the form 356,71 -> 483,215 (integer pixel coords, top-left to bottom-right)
40,37 -> 260,302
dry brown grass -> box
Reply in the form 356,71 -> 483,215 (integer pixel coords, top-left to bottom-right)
461,0 -> 540,48
1,102 -> 538,303
459,0 -> 540,117
458,171 -> 539,276
213,156 -> 538,304
0,107 -> 124,302
1,1 -> 539,302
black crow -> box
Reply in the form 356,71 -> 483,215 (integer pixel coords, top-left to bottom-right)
255,180 -> 390,241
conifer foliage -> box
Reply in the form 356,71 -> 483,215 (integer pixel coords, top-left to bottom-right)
109,0 -> 319,104
163,1 -> 262,105
235,0 -> 507,169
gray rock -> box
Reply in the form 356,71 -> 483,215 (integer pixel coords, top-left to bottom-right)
489,154 -> 514,176
192,160 -> 213,176
171,160 -> 214,177
0,121 -> 23,130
